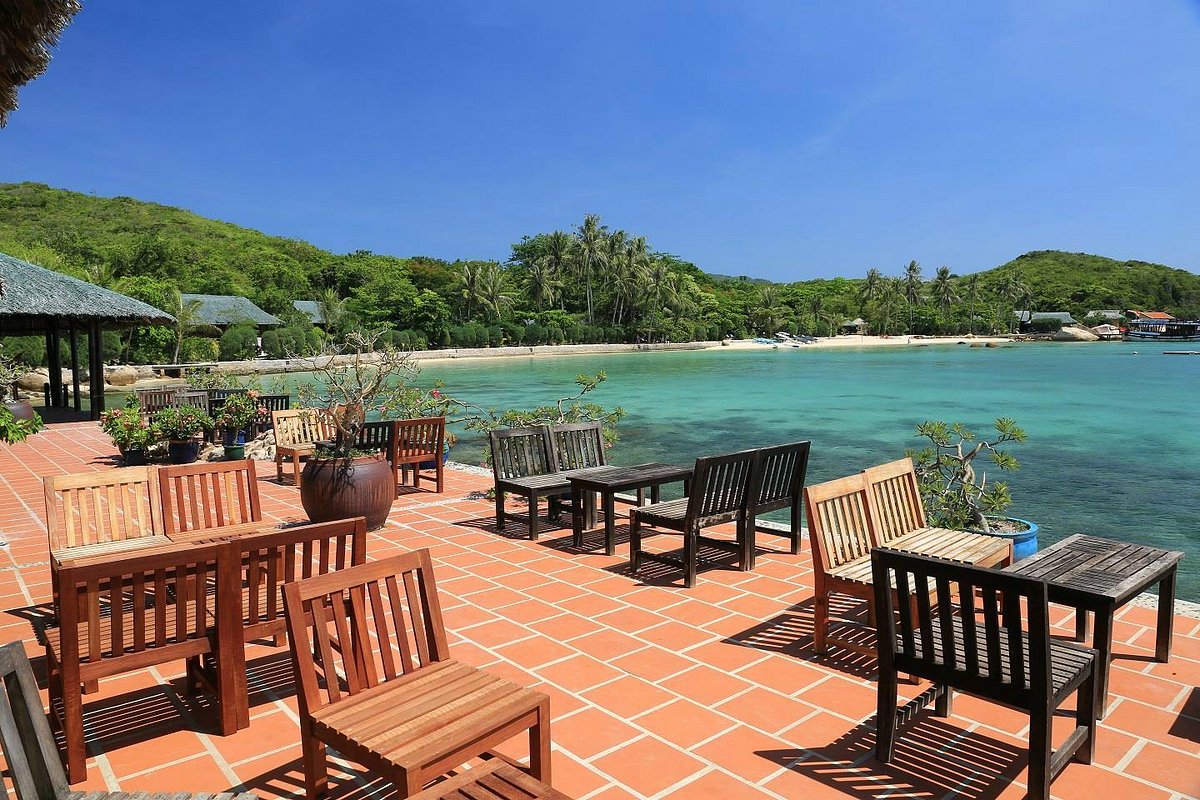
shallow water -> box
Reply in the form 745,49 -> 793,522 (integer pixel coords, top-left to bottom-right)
301,343 -> 1200,599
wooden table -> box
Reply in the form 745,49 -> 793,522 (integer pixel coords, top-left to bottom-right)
1004,533 -> 1183,717
568,463 -> 692,555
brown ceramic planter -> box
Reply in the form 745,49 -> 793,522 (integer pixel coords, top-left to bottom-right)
4,401 -> 35,421
299,453 -> 394,530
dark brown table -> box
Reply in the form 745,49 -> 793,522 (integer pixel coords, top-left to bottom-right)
568,463 -> 692,555
1003,533 -> 1183,717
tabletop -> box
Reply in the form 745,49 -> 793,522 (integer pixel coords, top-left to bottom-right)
566,462 -> 692,491
1004,533 -> 1183,605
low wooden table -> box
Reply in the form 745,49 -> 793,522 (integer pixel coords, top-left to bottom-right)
569,463 -> 692,555
1003,533 -> 1183,717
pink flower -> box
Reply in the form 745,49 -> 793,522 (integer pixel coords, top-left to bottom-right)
431,390 -> 442,399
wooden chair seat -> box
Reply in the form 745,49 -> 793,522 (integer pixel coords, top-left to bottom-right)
499,473 -> 572,493
311,659 -> 546,776
44,599 -> 214,666
630,497 -> 689,526
409,760 -> 572,800
51,535 -> 171,566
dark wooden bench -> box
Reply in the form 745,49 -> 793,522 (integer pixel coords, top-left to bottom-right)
872,549 -> 1098,800
0,642 -> 257,800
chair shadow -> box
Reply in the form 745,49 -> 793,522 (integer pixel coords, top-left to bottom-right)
4,603 -> 57,646
65,681 -> 228,757
1169,686 -> 1200,744
762,715 -> 1028,800
598,538 -> 748,586
453,514 -> 572,541
244,649 -> 300,707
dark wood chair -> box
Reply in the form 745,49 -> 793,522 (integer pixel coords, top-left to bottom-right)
134,387 -> 180,420
175,389 -> 211,415
46,541 -> 247,782
744,440 -> 810,568
548,421 -> 606,523
283,550 -> 551,799
349,419 -> 394,456
392,417 -> 446,494
489,426 -> 570,539
257,394 -> 291,433
158,458 -> 263,538
629,449 -> 760,588
872,549 -> 1099,800
0,641 -> 257,800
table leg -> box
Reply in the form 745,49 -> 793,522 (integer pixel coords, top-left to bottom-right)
1093,605 -> 1115,719
650,484 -> 661,504
571,486 -> 584,548
1155,568 -> 1176,663
1074,609 -> 1089,642
604,491 -> 617,556
586,491 -> 597,530
637,488 -> 646,506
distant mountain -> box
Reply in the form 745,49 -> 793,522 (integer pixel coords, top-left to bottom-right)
705,272 -> 773,285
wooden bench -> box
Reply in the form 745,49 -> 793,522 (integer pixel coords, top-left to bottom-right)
158,459 -> 263,538
283,550 -> 551,799
0,641 -> 257,800
46,541 -> 247,783
392,417 -> 446,494
273,408 -> 332,487
872,549 -> 1098,800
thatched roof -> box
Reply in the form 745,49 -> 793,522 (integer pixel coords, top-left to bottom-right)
181,293 -> 281,327
0,1 -> 81,127
0,251 -> 174,333
293,300 -> 325,325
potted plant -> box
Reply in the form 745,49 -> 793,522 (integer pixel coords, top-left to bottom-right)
154,405 -> 213,464
0,346 -> 35,422
908,417 -> 1038,559
294,332 -> 426,530
99,403 -> 157,465
0,405 -> 43,445
215,390 -> 269,460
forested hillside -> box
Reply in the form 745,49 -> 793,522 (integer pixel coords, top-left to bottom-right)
1,182 -> 1197,366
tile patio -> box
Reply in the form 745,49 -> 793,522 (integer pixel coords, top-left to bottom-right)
0,423 -> 1197,800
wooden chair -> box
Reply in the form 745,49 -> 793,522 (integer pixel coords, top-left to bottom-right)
273,408 -> 332,487
744,440 -> 811,568
283,550 -> 551,799
391,417 -> 446,494
872,549 -> 1098,800
630,449 -> 760,588
134,387 -> 179,419
350,419 -> 394,455
257,394 -> 291,432
547,422 -> 605,522
238,516 -> 368,647
0,641 -> 257,800
489,426 -> 570,539
158,458 -> 263,538
46,541 -> 247,782
175,389 -> 211,414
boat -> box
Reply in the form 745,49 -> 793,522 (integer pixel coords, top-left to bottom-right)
1123,319 -> 1200,342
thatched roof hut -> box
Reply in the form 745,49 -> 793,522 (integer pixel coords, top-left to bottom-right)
0,1 -> 81,126
293,300 -> 325,326
181,294 -> 280,329
0,251 -> 174,420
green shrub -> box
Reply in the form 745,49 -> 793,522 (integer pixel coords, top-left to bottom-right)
1030,317 -> 1064,333
219,324 -> 259,361
180,337 -> 219,362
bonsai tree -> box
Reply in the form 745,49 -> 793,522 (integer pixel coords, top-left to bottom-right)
907,417 -> 1026,533
0,346 -> 26,402
99,403 -> 157,454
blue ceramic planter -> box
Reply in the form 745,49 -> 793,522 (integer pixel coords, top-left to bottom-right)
167,439 -> 200,464
979,516 -> 1039,561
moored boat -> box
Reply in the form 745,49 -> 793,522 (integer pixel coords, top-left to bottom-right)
1123,318 -> 1200,341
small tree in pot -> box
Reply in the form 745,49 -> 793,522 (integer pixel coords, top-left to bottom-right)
907,417 -> 1027,534
215,390 -> 270,459
154,405 -> 213,464
100,398 -> 157,465
0,345 -> 35,422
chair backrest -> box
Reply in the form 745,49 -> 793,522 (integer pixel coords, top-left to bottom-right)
135,388 -> 179,415
863,457 -> 927,543
273,408 -> 330,448
872,548 -> 1051,708
352,420 -> 395,455
549,422 -> 606,471
685,449 -> 760,529
158,459 -> 263,537
258,394 -> 291,414
284,549 -> 450,717
750,440 -> 811,514
207,388 -> 248,402
803,474 -> 877,574
43,467 -> 163,553
239,517 -> 368,642
175,390 -> 210,414
57,541 -> 239,678
392,417 -> 445,465
488,426 -> 553,481
0,642 -> 71,800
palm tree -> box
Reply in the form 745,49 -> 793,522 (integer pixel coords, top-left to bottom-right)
166,289 -> 207,364
903,260 -> 923,333
457,262 -> 485,320
757,285 -> 790,334
930,266 -> 959,333
85,262 -> 117,288
478,263 -> 514,321
523,257 -> 561,311
858,267 -> 882,315
316,287 -> 350,339
807,293 -> 824,336
878,277 -> 904,335
964,274 -> 981,335
573,214 -> 608,324
999,274 -> 1032,334
610,237 -> 648,325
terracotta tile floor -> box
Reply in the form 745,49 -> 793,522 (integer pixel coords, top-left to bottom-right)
1,423 -> 1198,800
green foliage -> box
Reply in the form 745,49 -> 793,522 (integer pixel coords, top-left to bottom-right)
219,324 -> 259,361
1030,317 -> 1063,333
0,406 -> 43,444
907,418 -> 1026,532
261,322 -> 322,359
99,406 -> 156,450
152,405 -> 213,440
215,391 -> 270,433
180,337 -> 219,362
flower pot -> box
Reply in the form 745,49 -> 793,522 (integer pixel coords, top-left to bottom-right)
419,445 -> 451,470
224,444 -> 246,461
167,439 -> 201,464
223,429 -> 247,447
299,453 -> 394,531
122,448 -> 148,466
4,400 -> 35,422
974,516 -> 1039,561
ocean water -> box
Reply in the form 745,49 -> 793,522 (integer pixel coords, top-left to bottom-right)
303,343 -> 1200,600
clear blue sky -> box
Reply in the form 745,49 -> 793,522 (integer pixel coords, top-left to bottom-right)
5,2 -> 1199,281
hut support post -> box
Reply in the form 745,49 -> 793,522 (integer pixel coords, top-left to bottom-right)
88,322 -> 104,420
45,320 -> 62,409
68,323 -> 81,413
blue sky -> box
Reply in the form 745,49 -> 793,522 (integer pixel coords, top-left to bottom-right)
4,2 -> 1199,281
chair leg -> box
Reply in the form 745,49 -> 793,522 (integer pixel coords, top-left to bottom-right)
814,591 -> 829,654
790,503 -> 802,555
495,490 -> 506,530
1075,667 -> 1098,764
528,494 -> 539,540
59,663 -> 86,783
934,684 -> 953,717
741,515 -> 756,571
875,661 -> 899,763
435,460 -> 444,493
529,697 -> 552,783
276,455 -> 283,483
1027,707 -> 1054,800
300,719 -> 329,800
683,529 -> 698,588
293,454 -> 303,487
630,514 -> 642,572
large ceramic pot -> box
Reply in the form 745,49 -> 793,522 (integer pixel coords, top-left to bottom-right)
974,516 -> 1039,561
4,400 -> 35,421
167,439 -> 200,464
122,448 -> 148,467
299,454 -> 394,530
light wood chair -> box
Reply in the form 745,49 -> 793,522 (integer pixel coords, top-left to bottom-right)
273,408 -> 332,487
872,549 -> 1098,800
283,549 -> 551,799
392,417 -> 446,494
630,449 -> 760,588
0,641 -> 257,800
158,458 -> 263,538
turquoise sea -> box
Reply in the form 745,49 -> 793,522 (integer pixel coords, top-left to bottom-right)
403,343 -> 1199,600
